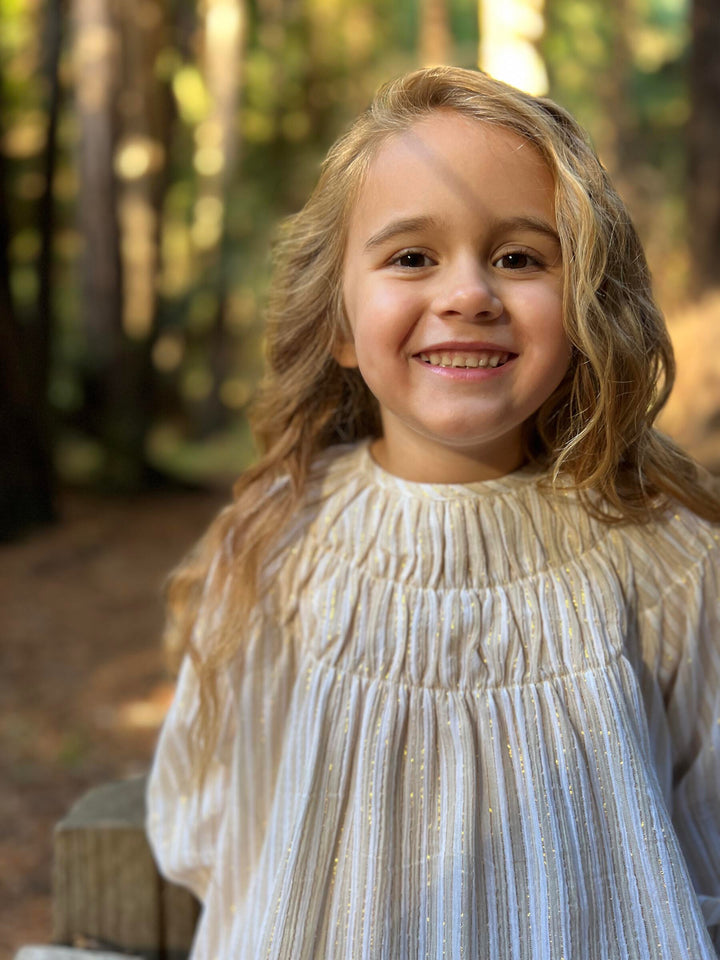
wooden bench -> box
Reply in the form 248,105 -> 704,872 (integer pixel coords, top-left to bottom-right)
52,776 -> 200,960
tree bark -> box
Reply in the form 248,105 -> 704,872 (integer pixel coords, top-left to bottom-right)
688,0 -> 720,296
0,25 -> 57,539
597,0 -> 634,189
73,0 -> 168,489
72,0 -> 128,485
0,192 -> 56,537
420,0 -> 451,67
189,0 -> 247,436
478,0 -> 548,95
36,0 -> 65,405
112,0 -> 171,478
73,0 -> 123,366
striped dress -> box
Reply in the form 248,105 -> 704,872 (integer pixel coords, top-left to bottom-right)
147,441 -> 720,959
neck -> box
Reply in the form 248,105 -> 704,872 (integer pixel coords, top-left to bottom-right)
370,435 -> 525,484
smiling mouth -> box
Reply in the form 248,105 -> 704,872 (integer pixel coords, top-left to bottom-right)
417,350 -> 513,369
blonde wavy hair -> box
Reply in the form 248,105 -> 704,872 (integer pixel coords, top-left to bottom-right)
165,66 -> 720,762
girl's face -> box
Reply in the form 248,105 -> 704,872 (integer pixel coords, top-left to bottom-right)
337,110 -> 570,483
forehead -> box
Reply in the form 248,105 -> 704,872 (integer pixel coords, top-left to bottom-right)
346,111 -> 556,243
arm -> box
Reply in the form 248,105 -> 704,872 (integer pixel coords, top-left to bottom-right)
662,536 -> 720,950
146,653 -> 236,902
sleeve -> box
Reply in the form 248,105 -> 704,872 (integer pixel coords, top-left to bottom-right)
660,533 -> 720,950
146,651 -> 236,902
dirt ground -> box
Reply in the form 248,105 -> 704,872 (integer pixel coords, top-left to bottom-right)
0,486 -> 226,959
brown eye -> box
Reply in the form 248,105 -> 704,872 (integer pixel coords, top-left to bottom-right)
391,251 -> 433,269
495,251 -> 538,270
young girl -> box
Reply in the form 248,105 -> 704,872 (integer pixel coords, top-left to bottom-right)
147,66 -> 720,959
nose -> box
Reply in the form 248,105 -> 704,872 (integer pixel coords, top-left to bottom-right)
432,257 -> 503,322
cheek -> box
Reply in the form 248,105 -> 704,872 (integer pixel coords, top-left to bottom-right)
545,315 -> 572,363
542,331 -> 573,402
514,300 -> 570,398
517,288 -> 567,350
543,331 -> 572,385
351,288 -> 416,351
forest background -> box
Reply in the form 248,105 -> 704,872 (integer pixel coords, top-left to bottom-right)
3,0 -> 720,527
2,0 -> 720,955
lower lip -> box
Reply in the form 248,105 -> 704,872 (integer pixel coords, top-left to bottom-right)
413,356 -> 516,380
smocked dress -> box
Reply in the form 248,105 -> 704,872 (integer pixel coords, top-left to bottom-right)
147,441 -> 720,959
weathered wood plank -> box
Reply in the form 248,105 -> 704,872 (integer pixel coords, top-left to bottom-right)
52,777 -> 200,960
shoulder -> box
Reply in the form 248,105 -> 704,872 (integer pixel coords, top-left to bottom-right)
614,501 -> 719,566
609,502 -> 720,612
512,480 -> 720,610
254,442 -> 370,571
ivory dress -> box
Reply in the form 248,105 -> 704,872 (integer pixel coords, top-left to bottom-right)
147,442 -> 720,959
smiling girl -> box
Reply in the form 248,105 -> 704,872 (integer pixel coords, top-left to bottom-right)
147,67 -> 720,959
336,112 -> 569,483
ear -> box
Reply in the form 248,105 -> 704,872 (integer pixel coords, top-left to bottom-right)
332,338 -> 359,369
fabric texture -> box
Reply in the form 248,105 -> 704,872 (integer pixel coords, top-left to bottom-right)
147,441 -> 720,959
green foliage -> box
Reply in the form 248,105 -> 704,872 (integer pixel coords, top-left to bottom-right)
0,0 -> 697,491
545,0 -> 690,304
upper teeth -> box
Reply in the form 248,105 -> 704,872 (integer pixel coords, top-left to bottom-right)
419,351 -> 510,368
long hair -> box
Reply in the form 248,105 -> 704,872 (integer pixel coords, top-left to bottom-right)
164,66 -> 720,764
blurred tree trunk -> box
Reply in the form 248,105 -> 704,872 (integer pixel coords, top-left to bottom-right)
73,0 -> 125,483
0,5 -> 60,539
73,0 -> 122,367
115,0 -> 169,345
37,0 -> 65,407
73,0 -> 169,488
0,185 -> 56,541
0,152 -> 12,337
113,0 -> 170,467
597,0 -> 633,189
420,0 -> 451,66
190,0 -> 246,436
688,0 -> 720,296
478,0 -> 548,95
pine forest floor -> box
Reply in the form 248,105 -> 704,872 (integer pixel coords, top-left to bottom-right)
0,487 -> 226,959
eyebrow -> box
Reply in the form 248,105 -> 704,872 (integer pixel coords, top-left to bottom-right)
363,216 -> 441,251
492,215 -> 560,243
362,213 -> 559,252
